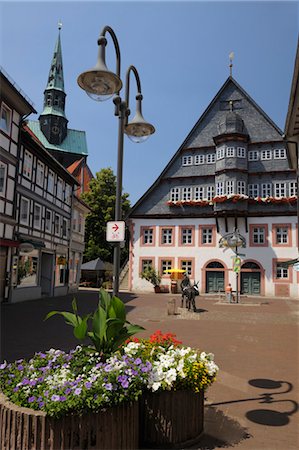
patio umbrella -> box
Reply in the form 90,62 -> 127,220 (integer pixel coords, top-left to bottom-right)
164,268 -> 186,280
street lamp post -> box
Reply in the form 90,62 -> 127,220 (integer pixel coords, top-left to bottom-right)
77,26 -> 155,297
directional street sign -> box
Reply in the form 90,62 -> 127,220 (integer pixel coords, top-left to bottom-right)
106,221 -> 125,242
233,256 -> 241,273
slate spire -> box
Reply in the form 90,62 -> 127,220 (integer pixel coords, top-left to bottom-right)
39,22 -> 68,144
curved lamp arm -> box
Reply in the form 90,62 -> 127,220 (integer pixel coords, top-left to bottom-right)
100,26 -> 121,94
125,65 -> 142,113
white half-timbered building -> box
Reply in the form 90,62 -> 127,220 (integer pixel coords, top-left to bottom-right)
0,68 -> 36,302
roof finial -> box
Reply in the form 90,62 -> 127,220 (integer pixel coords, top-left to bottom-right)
229,51 -> 234,77
58,20 -> 62,31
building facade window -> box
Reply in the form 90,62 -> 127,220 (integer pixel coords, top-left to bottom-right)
216,147 -> 225,160
180,260 -> 192,276
45,209 -> 52,232
272,224 -> 292,247
141,259 -> 153,272
65,184 -> 72,204
249,224 -> 268,246
226,180 -> 234,195
182,155 -> 193,166
194,186 -> 204,200
0,162 -> 7,196
182,187 -> 192,201
275,264 -> 288,279
20,197 -> 30,225
207,185 -> 215,200
275,227 -> 289,244
62,218 -> 68,238
199,225 -> 216,246
36,161 -> 44,187
216,182 -> 224,196
248,184 -> 259,198
161,259 -> 172,273
33,203 -> 42,229
0,102 -> 12,135
23,150 -> 33,179
180,227 -> 193,245
274,148 -> 286,159
161,228 -> 173,245
226,147 -> 235,157
237,147 -> 246,158
274,182 -> 286,197
261,149 -> 272,160
141,227 -> 155,246
48,170 -> 55,194
194,154 -> 205,165
54,214 -> 60,235
237,181 -> 246,195
289,181 -> 297,197
170,187 -> 180,202
261,183 -> 272,197
206,153 -> 215,164
17,249 -> 39,287
248,150 -> 259,161
57,178 -> 63,199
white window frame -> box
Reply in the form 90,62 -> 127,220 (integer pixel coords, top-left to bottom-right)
54,214 -> 60,236
289,181 -> 297,197
36,161 -> 45,187
274,183 -> 286,197
216,182 -> 224,196
252,227 -> 265,244
45,209 -> 52,233
194,186 -> 204,200
276,227 -> 288,244
182,155 -> 193,166
142,259 -> 153,272
261,149 -> 272,160
161,260 -> 172,273
143,228 -> 153,245
226,180 -> 234,195
226,147 -> 235,158
261,183 -> 272,198
20,197 -> 30,226
33,203 -> 42,229
202,228 -> 213,244
0,102 -> 12,135
237,147 -> 246,158
181,260 -> 192,276
248,184 -> 259,198
237,181 -> 246,195
0,162 -> 7,196
57,178 -> 63,200
181,228 -> 193,244
207,185 -> 215,200
248,150 -> 259,161
162,228 -> 173,245
182,186 -> 192,201
48,170 -> 55,194
194,154 -> 205,165
23,150 -> 33,179
274,148 -> 286,159
216,147 -> 225,160
276,264 -> 289,279
206,153 -> 215,164
170,187 -> 180,202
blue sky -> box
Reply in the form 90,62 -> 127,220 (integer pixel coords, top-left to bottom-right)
1,1 -> 298,205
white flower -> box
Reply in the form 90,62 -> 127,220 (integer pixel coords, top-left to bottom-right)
123,342 -> 141,356
205,361 -> 219,376
151,381 -> 161,391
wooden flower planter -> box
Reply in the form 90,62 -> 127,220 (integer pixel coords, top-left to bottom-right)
0,392 -> 138,450
139,390 -> 204,448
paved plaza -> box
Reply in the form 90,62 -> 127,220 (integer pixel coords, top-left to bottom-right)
1,289 -> 298,450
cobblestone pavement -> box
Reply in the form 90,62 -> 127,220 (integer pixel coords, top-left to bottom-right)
1,290 -> 299,450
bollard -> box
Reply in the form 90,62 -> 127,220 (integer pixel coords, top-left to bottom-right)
167,298 -> 176,315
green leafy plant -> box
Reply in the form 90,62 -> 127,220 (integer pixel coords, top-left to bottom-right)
140,267 -> 161,287
45,289 -> 144,357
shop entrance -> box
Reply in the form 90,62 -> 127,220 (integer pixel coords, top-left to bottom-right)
206,262 -> 225,293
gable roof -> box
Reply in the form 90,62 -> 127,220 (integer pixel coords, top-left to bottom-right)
27,120 -> 88,155
128,76 -> 284,217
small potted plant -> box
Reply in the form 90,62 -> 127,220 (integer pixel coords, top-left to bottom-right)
140,267 -> 162,293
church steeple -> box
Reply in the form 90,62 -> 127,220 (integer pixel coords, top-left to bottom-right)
39,22 -> 68,145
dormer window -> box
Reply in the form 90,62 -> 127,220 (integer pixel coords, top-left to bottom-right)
216,147 -> 225,160
248,150 -> 259,161
182,155 -> 193,166
274,149 -> 286,159
237,147 -> 246,158
194,154 -> 205,165
261,149 -> 272,160
206,153 -> 215,164
226,147 -> 235,157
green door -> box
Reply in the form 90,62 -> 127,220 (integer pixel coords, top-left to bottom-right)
241,272 -> 260,295
206,271 -> 224,293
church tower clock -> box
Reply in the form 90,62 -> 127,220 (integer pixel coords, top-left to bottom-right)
39,22 -> 68,145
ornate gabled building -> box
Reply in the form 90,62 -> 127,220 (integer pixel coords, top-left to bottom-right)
128,76 -> 298,298
27,25 -> 93,190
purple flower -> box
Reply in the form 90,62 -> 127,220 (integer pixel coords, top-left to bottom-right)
104,364 -> 113,372
60,396 -> 66,402
29,380 -> 37,387
44,390 -> 49,397
134,358 -> 142,365
121,379 -> 129,389
28,396 -> 35,403
51,394 -> 60,402
85,382 -> 92,389
17,365 -> 24,371
8,373 -> 15,378
13,387 -> 19,392
7,380 -> 11,385
0,362 -> 7,370
38,377 -> 44,382
65,388 -> 71,395
74,388 -> 82,395
39,402 -> 45,408
104,383 -> 113,391
21,378 -> 30,385
141,366 -> 149,373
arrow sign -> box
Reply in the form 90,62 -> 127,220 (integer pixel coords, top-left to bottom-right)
106,221 -> 125,242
